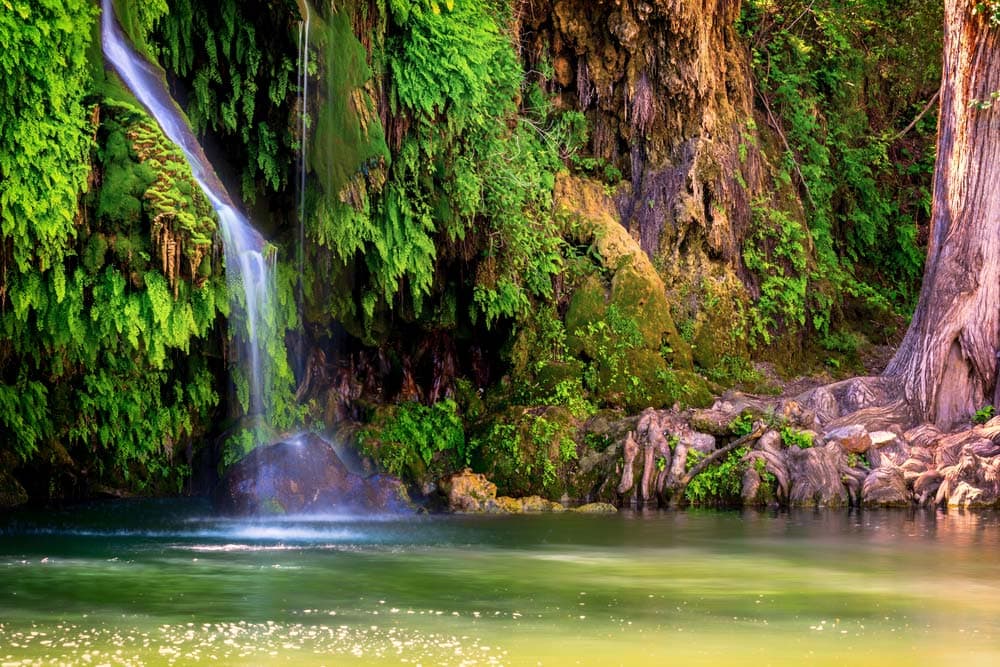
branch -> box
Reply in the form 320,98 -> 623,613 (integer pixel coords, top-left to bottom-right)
672,423 -> 766,491
754,84 -> 816,209
888,89 -> 940,143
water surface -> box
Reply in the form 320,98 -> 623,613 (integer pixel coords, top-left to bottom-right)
1,502 -> 998,665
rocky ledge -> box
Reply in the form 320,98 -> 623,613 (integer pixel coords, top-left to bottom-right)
214,433 -> 412,515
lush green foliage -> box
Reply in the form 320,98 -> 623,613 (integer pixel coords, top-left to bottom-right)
780,426 -> 814,449
1,87 -> 226,484
359,399 -> 466,479
685,447 -> 749,505
0,0 -> 95,274
308,0 -> 564,339
740,0 -> 940,339
471,408 -> 578,496
151,0 -> 297,201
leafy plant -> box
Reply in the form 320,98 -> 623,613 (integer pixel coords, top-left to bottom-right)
780,426 -> 814,449
359,399 -> 466,480
685,447 -> 749,505
973,405 -> 995,425
728,413 -> 756,437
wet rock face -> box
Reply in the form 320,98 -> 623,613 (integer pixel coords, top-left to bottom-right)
214,433 -> 411,515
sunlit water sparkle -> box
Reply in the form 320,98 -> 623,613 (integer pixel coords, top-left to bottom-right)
2,502 -> 1000,666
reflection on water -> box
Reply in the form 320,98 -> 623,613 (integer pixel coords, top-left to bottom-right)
1,502 -> 999,666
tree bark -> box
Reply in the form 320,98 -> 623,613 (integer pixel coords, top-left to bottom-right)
884,2 -> 1000,430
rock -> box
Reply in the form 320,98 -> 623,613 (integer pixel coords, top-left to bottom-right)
214,433 -> 411,515
862,467 -> 910,507
786,445 -> 849,507
0,469 -> 28,509
869,430 -> 899,446
521,495 -> 566,512
441,469 -> 498,512
492,496 -> 523,513
572,502 -> 618,513
824,425 -> 872,453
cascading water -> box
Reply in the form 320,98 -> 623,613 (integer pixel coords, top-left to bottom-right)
101,0 -> 278,420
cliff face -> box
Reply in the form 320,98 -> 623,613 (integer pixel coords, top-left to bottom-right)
521,0 -> 763,270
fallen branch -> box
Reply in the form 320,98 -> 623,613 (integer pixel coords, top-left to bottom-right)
672,423 -> 766,492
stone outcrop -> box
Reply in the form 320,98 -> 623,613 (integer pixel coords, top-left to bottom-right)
214,433 -> 411,515
439,469 -> 578,513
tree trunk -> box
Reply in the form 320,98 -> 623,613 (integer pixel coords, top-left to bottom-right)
884,2 -> 1000,430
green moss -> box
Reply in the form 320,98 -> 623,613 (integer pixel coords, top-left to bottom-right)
310,7 -> 389,211
610,263 -> 689,367
471,406 -> 578,498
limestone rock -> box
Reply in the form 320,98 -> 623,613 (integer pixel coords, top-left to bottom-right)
521,495 -> 566,512
214,433 -> 411,515
572,502 -> 618,513
493,496 -> 524,513
823,425 -> 872,454
441,469 -> 498,512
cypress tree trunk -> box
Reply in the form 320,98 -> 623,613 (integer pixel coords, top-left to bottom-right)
884,1 -> 1000,429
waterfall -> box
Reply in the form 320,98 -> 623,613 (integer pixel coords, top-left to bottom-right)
101,0 -> 278,421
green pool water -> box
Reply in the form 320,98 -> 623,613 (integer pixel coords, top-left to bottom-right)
1,502 -> 998,665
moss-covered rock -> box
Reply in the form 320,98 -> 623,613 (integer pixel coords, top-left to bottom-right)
472,405 -> 580,498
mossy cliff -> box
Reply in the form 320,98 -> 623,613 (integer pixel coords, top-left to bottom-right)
0,0 -> 943,507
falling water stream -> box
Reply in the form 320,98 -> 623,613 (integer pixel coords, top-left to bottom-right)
101,0 -> 277,419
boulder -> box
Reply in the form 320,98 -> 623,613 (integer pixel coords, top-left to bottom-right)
861,467 -> 910,507
572,502 -> 618,513
214,433 -> 411,515
823,425 -> 872,454
440,469 -> 498,512
520,495 -> 566,512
